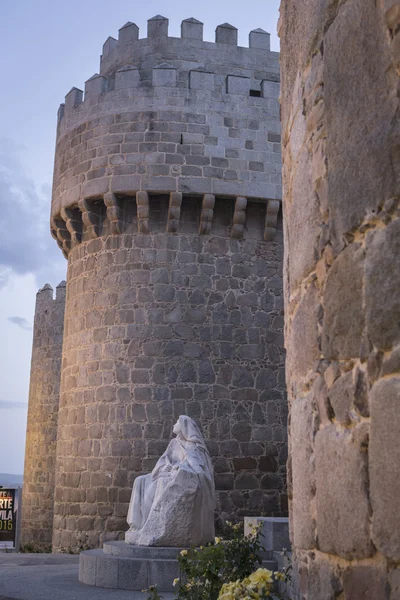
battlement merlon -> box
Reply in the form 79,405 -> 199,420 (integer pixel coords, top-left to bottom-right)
35,281 -> 66,310
97,16 -> 276,77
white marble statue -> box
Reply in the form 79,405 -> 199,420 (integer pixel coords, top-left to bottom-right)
125,415 -> 215,547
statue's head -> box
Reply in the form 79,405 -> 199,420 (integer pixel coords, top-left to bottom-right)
172,419 -> 182,436
173,415 -> 205,447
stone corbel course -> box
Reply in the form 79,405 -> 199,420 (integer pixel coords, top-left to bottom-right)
50,193 -> 280,255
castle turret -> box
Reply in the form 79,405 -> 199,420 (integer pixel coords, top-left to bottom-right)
49,16 -> 285,551
21,282 -> 66,550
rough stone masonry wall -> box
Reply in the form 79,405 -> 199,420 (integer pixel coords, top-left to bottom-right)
21,282 -> 66,550
279,0 -> 400,598
53,212 -> 286,551
50,17 -> 287,551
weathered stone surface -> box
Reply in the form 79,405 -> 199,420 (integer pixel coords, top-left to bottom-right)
21,283 -> 66,550
315,424 -> 372,559
343,566 -> 388,600
322,244 -> 365,360
370,377 -> 400,560
306,554 -> 343,600
50,222 -> 286,549
290,395 -> 315,549
390,569 -> 400,600
281,0 -> 400,594
287,283 -> 320,382
328,371 -> 353,424
325,0 -> 398,251
285,146 -> 321,292
366,219 -> 400,349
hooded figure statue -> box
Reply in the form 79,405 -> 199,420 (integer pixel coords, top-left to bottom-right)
125,415 -> 215,547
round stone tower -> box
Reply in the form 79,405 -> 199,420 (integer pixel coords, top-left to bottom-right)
21,282 -> 66,550
50,16 -> 285,551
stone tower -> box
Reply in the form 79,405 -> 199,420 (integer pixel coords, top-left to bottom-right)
280,0 -> 400,596
23,16 -> 287,552
21,282 -> 66,550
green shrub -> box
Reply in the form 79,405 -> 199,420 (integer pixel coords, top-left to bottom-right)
145,522 -> 291,600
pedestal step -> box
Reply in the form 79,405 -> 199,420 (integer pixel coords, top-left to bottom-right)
79,542 -> 277,592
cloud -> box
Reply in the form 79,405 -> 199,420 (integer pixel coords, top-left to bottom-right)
0,400 -> 27,410
0,139 -> 66,289
8,316 -> 32,331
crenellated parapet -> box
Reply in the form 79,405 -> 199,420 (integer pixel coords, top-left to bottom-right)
52,15 -> 281,236
97,16 -> 274,78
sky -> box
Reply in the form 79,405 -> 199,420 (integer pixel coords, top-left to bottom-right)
0,0 -> 280,475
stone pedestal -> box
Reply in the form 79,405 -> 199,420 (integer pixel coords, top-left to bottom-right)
244,517 -> 290,554
79,541 -> 182,591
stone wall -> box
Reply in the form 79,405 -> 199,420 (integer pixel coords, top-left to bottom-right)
21,282 -> 66,549
279,0 -> 400,597
52,198 -> 287,551
49,16 -> 287,551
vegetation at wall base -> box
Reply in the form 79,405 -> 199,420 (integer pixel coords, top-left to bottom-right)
145,523 -> 292,600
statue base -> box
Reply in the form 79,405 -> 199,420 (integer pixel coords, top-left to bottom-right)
79,541 -> 183,591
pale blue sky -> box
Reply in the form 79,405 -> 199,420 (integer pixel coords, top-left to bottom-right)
0,0 -> 280,475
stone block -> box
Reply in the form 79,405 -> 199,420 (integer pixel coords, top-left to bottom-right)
262,80 -> 280,99
305,554 -> 343,600
322,244 -> 365,360
95,553 -> 119,588
365,219 -> 400,349
181,18 -> 203,40
65,87 -> 83,110
328,371 -> 353,424
390,569 -> 400,600
215,23 -> 238,45
115,66 -> 140,90
249,28 -> 270,50
102,36 -> 117,58
226,75 -> 251,95
189,70 -> 215,91
117,556 -> 148,590
118,21 -> 139,45
315,424 -> 373,559
83,177 -> 110,199
290,395 -> 315,549
343,566 -> 388,600
141,175 -> 177,192
285,145 -> 320,292
287,283 -> 320,382
148,15 -> 168,38
153,64 -> 177,88
244,516 -> 290,551
148,559 -> 180,592
85,74 -> 107,98
79,549 -> 97,585
324,0 -> 398,250
370,376 -> 400,560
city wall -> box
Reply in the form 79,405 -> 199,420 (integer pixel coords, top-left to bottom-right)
280,0 -> 400,597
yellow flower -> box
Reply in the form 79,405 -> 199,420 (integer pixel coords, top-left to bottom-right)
274,571 -> 285,581
172,578 -> 179,587
180,549 -> 188,556
215,536 -> 222,544
248,568 -> 273,586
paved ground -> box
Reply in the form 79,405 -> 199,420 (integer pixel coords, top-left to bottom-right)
0,553 -> 175,600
